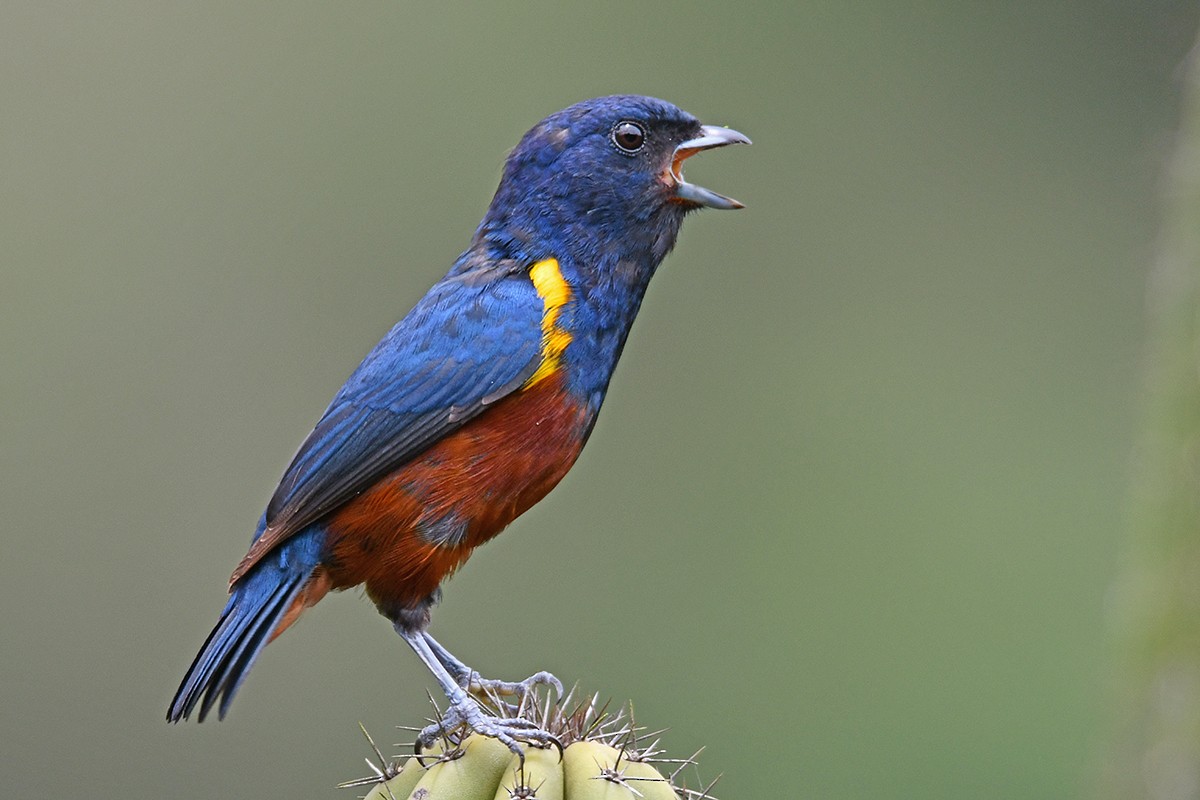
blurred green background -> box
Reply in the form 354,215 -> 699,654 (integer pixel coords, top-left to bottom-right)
3,2 -> 1195,797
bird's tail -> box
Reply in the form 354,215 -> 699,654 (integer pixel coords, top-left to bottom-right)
167,526 -> 326,723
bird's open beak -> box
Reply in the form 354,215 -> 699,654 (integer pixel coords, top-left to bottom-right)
672,124 -> 751,210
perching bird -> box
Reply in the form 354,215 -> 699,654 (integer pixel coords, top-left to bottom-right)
167,95 -> 748,752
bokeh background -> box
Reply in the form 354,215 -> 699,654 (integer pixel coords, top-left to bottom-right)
4,2 -> 1197,798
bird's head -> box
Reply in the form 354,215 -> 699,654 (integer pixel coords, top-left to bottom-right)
476,95 -> 749,271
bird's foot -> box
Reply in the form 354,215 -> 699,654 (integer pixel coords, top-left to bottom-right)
418,687 -> 561,760
464,669 -> 563,702
456,670 -> 563,719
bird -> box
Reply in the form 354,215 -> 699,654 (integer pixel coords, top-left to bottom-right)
167,94 -> 748,752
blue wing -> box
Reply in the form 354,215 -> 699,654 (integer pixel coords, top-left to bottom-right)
230,260 -> 545,584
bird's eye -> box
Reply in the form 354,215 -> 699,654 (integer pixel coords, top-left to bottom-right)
611,121 -> 646,154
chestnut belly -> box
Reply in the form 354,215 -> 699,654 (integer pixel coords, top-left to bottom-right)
321,372 -> 591,610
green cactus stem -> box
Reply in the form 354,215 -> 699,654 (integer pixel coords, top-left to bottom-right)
343,688 -> 719,800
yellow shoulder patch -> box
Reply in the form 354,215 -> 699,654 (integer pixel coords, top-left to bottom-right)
525,258 -> 573,387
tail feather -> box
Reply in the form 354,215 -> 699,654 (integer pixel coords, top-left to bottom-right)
167,570 -> 306,722
169,522 -> 327,722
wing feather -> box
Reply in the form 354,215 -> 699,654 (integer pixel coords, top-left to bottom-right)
230,265 -> 546,585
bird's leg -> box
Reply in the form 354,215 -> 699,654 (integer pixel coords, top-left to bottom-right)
396,624 -> 560,758
421,631 -> 563,705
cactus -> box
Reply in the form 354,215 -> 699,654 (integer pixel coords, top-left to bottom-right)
343,689 -> 719,800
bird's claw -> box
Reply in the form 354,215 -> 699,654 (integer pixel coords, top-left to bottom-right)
418,694 -> 562,761
465,670 -> 564,702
